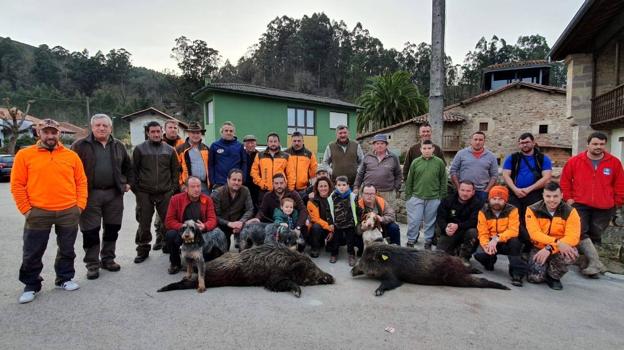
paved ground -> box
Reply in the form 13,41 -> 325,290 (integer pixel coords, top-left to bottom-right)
0,182 -> 623,350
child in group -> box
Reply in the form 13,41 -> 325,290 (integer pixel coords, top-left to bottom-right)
273,197 -> 299,230
327,176 -> 362,266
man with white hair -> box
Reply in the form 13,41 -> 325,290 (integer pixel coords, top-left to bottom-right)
71,114 -> 133,279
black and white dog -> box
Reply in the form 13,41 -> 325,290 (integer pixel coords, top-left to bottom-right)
239,222 -> 301,251
179,220 -> 228,293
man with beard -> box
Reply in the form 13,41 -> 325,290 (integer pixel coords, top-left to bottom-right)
322,125 -> 364,186
560,132 -> 624,278
132,121 -> 180,263
403,123 -> 445,181
71,114 -> 133,279
474,186 -> 527,287
502,133 -> 552,255
11,119 -> 88,303
450,131 -> 498,202
212,169 -> 254,251
286,131 -> 317,199
242,134 -> 260,209
436,181 -> 482,266
251,133 -> 289,204
254,173 -> 308,252
209,121 -> 246,190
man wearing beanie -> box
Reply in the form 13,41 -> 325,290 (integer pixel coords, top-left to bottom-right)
474,185 -> 527,286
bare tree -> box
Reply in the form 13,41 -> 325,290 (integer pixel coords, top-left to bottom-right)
0,98 -> 35,155
429,0 -> 445,146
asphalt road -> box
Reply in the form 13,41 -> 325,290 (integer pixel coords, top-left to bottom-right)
0,182 -> 623,350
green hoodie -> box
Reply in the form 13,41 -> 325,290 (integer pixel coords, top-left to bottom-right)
405,156 -> 447,200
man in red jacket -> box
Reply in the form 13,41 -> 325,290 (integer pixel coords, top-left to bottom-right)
560,132 -> 624,277
164,176 -> 218,274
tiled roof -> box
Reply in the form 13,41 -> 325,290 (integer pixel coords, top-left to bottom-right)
121,107 -> 189,129
193,83 -> 360,109
357,110 -> 466,140
484,60 -> 550,72
0,108 -> 86,135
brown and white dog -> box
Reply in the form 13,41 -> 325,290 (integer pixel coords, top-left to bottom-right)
360,212 -> 384,247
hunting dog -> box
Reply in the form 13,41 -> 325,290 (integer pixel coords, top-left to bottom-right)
239,222 -> 300,251
179,220 -> 228,293
360,212 -> 384,247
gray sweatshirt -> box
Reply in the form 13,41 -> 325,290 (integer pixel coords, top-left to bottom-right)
449,147 -> 498,191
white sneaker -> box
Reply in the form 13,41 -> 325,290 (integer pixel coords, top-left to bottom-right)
58,280 -> 80,291
18,291 -> 37,304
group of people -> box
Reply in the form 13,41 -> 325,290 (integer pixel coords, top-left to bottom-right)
10,114 -> 623,304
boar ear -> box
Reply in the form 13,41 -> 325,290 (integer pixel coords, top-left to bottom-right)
376,252 -> 390,262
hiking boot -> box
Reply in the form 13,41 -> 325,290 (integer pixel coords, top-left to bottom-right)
578,238 -> 604,278
134,252 -> 149,264
424,242 -> 432,251
58,280 -> 80,291
310,249 -> 319,258
348,255 -> 356,267
18,291 -> 37,304
153,242 -> 163,251
101,261 -> 121,272
168,265 -> 181,274
545,275 -> 563,290
474,253 -> 495,271
406,241 -> 415,248
86,268 -> 100,280
329,255 -> 337,264
511,275 -> 523,287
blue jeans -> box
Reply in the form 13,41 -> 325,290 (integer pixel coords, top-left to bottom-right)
382,222 -> 401,245
406,197 -> 441,243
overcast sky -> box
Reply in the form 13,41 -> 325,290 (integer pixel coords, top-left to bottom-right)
1,0 -> 584,72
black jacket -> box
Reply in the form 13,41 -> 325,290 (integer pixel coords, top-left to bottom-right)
436,192 -> 483,232
132,140 -> 180,194
71,133 -> 133,194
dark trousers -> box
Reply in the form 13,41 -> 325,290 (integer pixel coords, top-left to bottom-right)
309,224 -> 329,251
19,206 -> 80,292
382,222 -> 401,245
437,228 -> 478,259
135,191 -> 172,254
473,238 -> 527,277
79,188 -> 123,269
573,203 -> 615,244
165,230 -> 183,267
509,190 -> 543,251
326,227 -> 362,256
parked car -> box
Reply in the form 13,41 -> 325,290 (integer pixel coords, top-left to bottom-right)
0,154 -> 14,181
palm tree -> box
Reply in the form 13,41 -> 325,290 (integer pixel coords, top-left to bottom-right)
356,71 -> 428,133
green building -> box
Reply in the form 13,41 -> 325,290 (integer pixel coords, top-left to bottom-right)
192,83 -> 360,157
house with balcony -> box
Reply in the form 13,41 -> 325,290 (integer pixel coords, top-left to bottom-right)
550,0 -> 624,157
357,82 -> 570,166
482,60 -> 552,91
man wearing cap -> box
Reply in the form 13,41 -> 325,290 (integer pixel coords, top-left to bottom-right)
450,131 -> 498,202
242,134 -> 260,209
11,119 -> 88,304
353,134 -> 401,209
71,113 -> 133,280
286,131 -> 318,198
474,185 -> 527,286
403,123 -> 445,181
404,140 -> 447,249
209,121 -> 246,190
177,121 -> 210,194
322,125 -> 364,186
132,121 -> 180,263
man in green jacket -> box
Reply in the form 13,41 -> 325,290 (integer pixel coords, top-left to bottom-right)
405,140 -> 447,249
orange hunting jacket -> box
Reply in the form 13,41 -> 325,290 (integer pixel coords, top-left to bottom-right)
525,200 -> 581,253
11,142 -> 88,214
477,203 -> 519,247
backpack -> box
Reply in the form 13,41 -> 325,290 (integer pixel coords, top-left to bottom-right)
510,151 -> 544,184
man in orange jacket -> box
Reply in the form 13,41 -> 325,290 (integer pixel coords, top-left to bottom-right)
474,185 -> 527,286
525,182 -> 580,290
11,119 -> 88,304
251,132 -> 289,204
286,131 -> 317,197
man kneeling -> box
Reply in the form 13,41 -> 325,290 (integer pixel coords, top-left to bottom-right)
525,182 -> 580,290
165,176 -> 218,274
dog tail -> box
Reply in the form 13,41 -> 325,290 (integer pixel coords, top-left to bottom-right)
157,278 -> 198,292
470,276 -> 510,290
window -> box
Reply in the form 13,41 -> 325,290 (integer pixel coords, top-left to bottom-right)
479,122 -> 488,132
287,107 -> 315,135
207,101 -> 214,125
539,124 -> 548,134
329,112 -> 348,129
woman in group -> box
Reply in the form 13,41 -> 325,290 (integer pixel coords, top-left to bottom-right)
306,176 -> 335,258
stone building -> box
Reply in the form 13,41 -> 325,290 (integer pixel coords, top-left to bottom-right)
550,0 -> 624,158
357,81 -> 571,166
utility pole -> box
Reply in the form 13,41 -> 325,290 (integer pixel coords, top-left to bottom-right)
85,96 -> 90,123
429,0 -> 445,147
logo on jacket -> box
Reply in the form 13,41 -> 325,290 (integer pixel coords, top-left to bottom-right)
217,148 -> 224,154
603,168 -> 612,176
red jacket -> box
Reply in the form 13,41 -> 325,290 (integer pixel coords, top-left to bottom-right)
560,151 -> 624,209
165,192 -> 218,231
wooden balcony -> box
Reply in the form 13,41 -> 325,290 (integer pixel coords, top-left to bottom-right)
442,135 -> 461,151
591,83 -> 624,129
